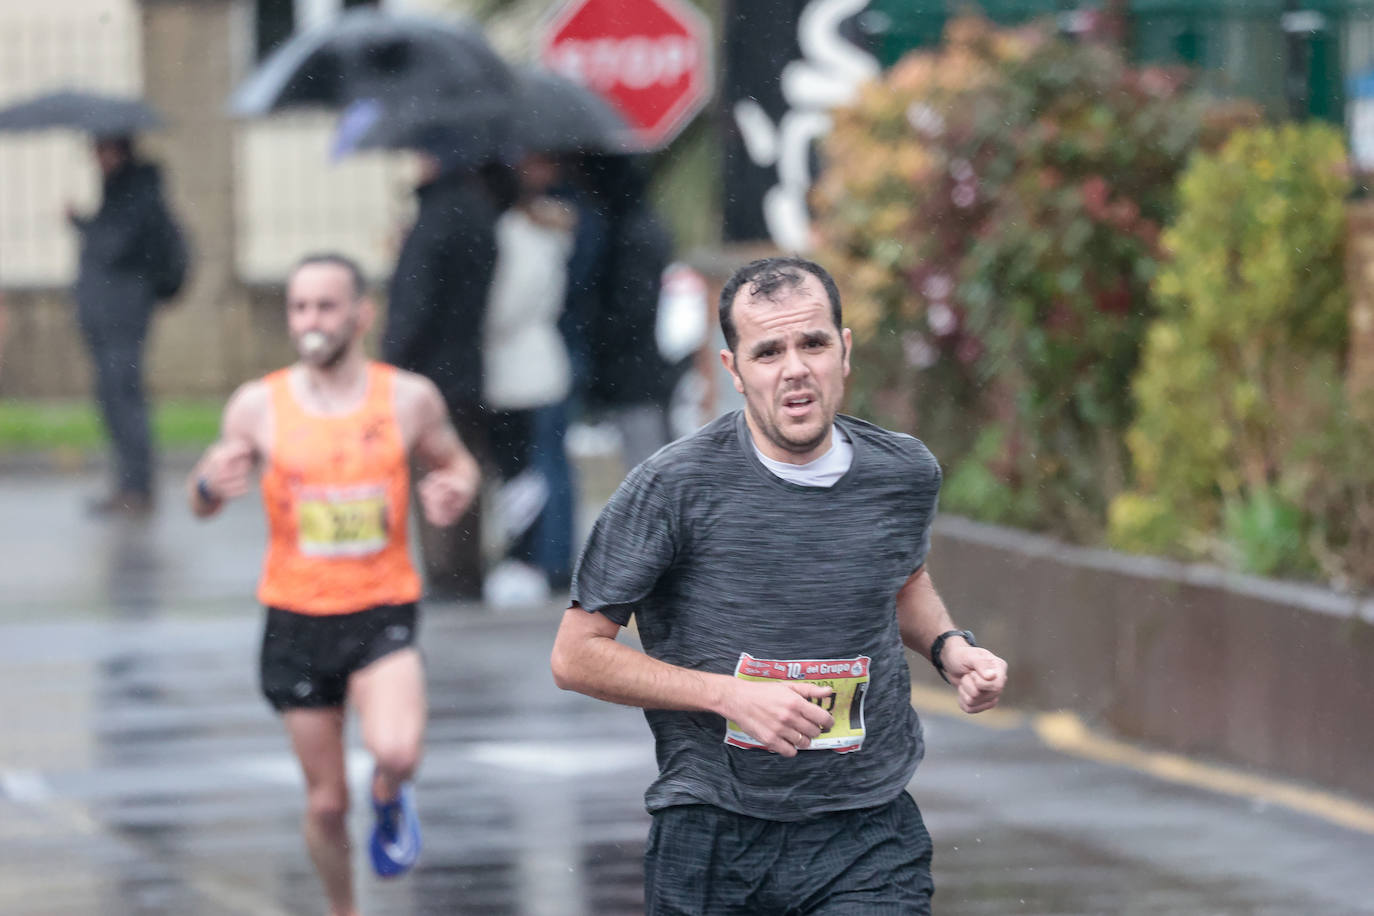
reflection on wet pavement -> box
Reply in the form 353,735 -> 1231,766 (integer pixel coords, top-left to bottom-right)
3,471 -> 1374,914
1,607 -> 654,916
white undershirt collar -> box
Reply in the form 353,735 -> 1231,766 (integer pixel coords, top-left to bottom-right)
753,426 -> 854,488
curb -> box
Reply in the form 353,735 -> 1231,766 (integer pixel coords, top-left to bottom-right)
0,448 -> 203,476
908,683 -> 1374,836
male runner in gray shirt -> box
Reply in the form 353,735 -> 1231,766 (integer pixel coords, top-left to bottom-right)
552,256 -> 1008,915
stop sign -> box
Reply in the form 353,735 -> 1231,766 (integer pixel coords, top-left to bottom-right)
539,0 -> 713,150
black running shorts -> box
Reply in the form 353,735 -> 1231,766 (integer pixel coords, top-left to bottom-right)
643,792 -> 934,915
259,603 -> 418,712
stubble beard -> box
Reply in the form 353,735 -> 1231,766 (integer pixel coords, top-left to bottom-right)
315,337 -> 351,370
744,386 -> 834,459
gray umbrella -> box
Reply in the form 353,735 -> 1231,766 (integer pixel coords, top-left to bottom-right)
230,8 -> 513,117
330,96 -> 515,168
0,90 -> 164,136
333,67 -> 635,160
510,68 -> 636,155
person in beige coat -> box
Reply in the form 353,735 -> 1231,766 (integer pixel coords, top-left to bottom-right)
482,153 -> 575,606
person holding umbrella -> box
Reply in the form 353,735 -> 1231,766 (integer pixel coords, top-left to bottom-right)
67,132 -> 186,515
565,152 -> 678,470
380,133 -> 513,600
0,90 -> 190,517
501,68 -> 637,590
481,150 -> 576,606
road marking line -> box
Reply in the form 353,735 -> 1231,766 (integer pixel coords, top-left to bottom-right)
184,871 -> 299,916
2,770 -> 296,916
1033,711 -> 1374,836
908,684 -> 1374,836
908,683 -> 1026,730
0,769 -> 52,804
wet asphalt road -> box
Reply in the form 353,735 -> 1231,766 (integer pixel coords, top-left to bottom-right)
3,470 -> 1374,915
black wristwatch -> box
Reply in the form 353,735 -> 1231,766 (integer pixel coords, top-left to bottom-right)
930,629 -> 977,684
195,476 -> 220,505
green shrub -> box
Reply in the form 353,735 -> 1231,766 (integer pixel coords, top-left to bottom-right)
1221,486 -> 1313,579
941,426 -> 1042,527
1281,374 -> 1374,591
1110,123 -> 1351,562
814,15 -> 1255,541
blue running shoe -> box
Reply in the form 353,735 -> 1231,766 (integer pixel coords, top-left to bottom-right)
369,783 -> 421,878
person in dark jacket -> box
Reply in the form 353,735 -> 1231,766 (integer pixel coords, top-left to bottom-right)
522,156 -> 675,589
384,146 -> 510,599
576,154 -> 677,469
69,136 -> 172,516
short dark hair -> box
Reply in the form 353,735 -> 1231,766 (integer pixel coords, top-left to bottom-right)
95,135 -> 134,159
290,252 -> 367,300
718,257 -> 843,352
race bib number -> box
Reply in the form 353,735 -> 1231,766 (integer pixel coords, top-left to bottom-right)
297,483 -> 388,557
724,652 -> 871,753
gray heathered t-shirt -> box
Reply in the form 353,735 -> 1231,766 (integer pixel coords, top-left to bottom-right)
571,409 -> 943,821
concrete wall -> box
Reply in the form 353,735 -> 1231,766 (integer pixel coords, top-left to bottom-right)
0,290 -> 91,399
918,515 -> 1374,804
140,0 -> 246,395
0,284 -> 294,398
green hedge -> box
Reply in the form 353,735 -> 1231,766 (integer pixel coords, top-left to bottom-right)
1111,123 -> 1374,588
0,401 -> 220,452
814,15 -> 1255,541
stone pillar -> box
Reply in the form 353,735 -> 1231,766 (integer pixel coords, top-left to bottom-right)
1344,198 -> 1374,415
137,0 -> 245,397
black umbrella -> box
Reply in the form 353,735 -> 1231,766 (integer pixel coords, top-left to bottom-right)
510,68 -> 636,155
330,96 -> 514,168
0,90 -> 164,136
332,67 -> 636,161
230,8 -> 513,117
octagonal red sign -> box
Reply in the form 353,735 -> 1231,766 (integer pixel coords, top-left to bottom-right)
539,0 -> 713,150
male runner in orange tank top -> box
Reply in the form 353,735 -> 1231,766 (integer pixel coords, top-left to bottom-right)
187,253 -> 479,916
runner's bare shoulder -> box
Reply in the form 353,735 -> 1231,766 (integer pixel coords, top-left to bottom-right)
221,378 -> 270,454
390,368 -> 442,408
390,368 -> 447,443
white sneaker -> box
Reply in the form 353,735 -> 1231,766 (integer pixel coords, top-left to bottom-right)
483,560 -> 551,609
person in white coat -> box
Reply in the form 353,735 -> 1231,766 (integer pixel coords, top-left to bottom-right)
482,153 -> 575,606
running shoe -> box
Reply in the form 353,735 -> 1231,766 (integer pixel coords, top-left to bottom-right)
369,782 -> 421,878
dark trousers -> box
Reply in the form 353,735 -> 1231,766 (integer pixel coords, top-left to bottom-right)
487,408 -> 537,562
487,408 -> 533,482
530,400 -> 575,588
644,794 -> 934,915
80,314 -> 153,496
415,397 -> 487,600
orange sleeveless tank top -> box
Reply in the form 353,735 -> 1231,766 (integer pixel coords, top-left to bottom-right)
256,362 -> 422,614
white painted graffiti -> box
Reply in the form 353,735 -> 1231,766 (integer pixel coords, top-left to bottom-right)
732,0 -> 879,250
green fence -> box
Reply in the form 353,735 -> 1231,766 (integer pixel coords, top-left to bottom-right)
866,0 -> 1374,125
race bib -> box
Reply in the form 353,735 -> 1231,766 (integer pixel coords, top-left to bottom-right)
296,483 -> 389,557
724,652 -> 871,753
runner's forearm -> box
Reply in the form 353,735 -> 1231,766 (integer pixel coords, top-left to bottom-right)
552,627 -> 731,715
895,568 -> 959,661
439,445 -> 479,489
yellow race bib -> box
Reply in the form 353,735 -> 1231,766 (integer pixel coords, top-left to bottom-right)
725,652 -> 872,753
297,483 -> 389,557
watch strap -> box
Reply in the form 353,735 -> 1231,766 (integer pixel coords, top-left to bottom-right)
930,628 -> 977,684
